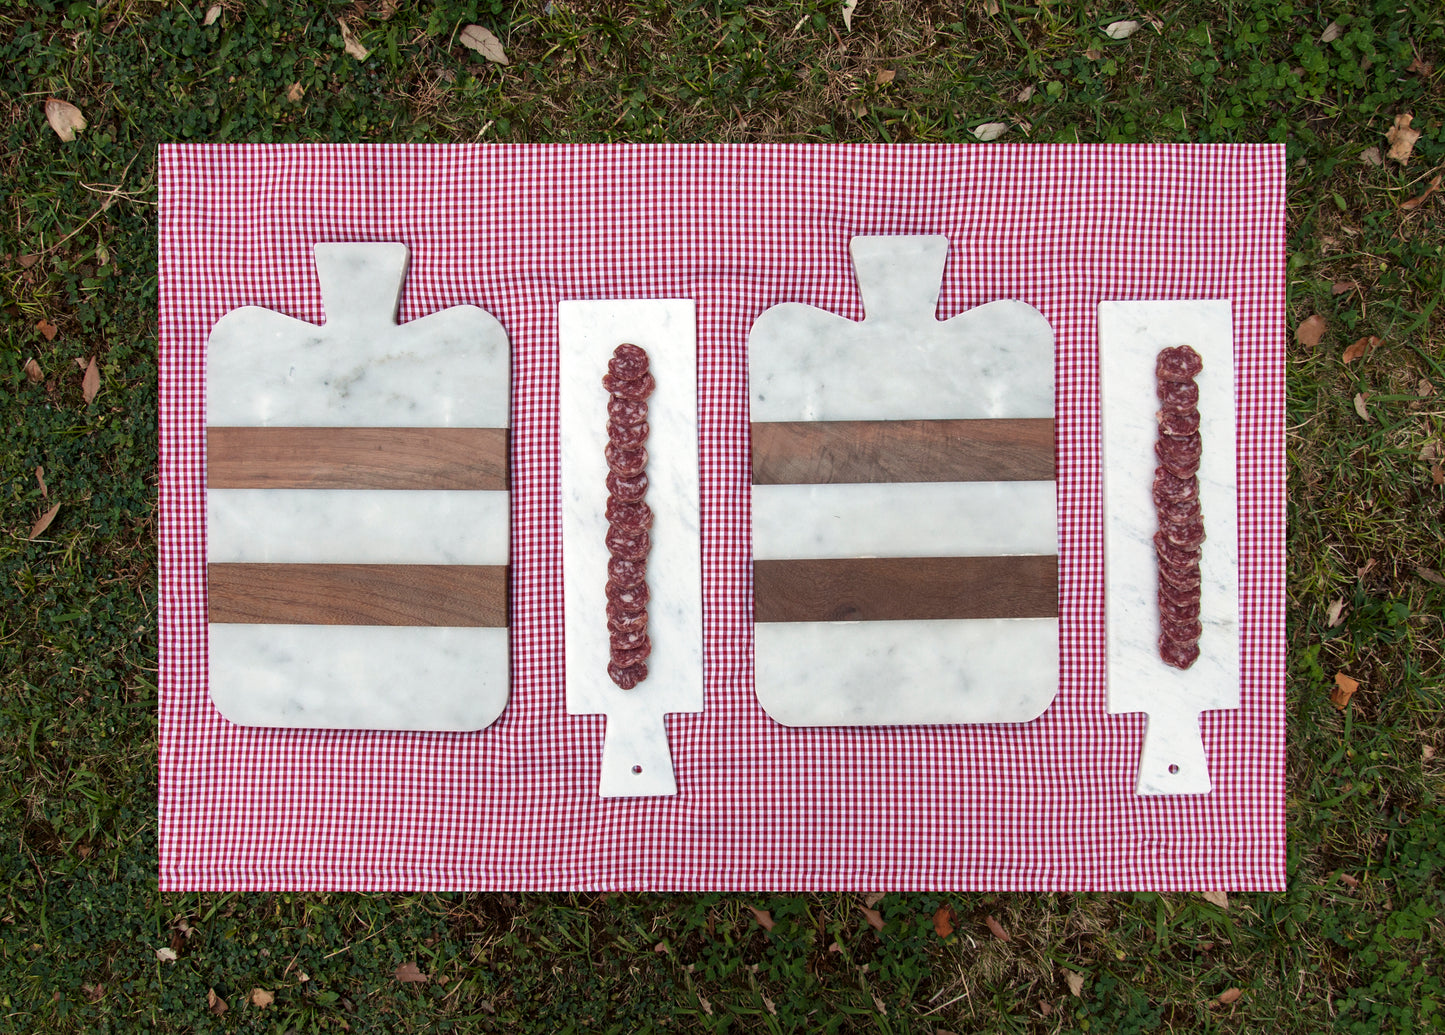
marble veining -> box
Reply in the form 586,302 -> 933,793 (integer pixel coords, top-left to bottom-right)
207,488 -> 509,565
1099,300 -> 1239,796
558,299 -> 702,797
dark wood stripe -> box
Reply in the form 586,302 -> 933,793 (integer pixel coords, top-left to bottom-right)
753,555 -> 1057,623
208,564 -> 508,627
750,419 -> 1055,484
207,427 -> 508,490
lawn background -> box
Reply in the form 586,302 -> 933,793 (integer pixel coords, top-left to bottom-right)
2,1 -> 1442,1031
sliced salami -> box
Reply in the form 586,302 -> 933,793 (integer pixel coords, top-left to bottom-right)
606,470 -> 649,503
610,628 -> 649,654
608,342 -> 651,381
602,371 -> 656,401
1155,344 -> 1204,383
1158,592 -> 1202,624
606,420 -> 650,450
604,443 -> 648,477
1156,378 -> 1199,412
605,527 -> 651,561
610,643 -> 652,668
1157,407 -> 1201,437
1152,469 -> 1200,506
604,342 -> 654,690
605,498 -> 653,530
607,396 -> 649,425
1154,433 -> 1203,479
606,605 -> 649,635
607,556 -> 647,589
1160,517 -> 1207,550
1158,562 -> 1202,594
1160,615 -> 1203,645
1159,636 -> 1201,671
605,580 -> 650,609
1154,345 -> 1204,670
607,661 -> 648,690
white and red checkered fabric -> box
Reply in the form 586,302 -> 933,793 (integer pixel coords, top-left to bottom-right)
158,144 -> 1285,891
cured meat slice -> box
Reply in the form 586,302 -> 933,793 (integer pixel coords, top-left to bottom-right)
604,342 -> 654,690
607,661 -> 648,690
1157,407 -> 1201,437
1158,561 -> 1202,594
1158,592 -> 1202,625
605,527 -> 651,561
607,396 -> 649,425
610,642 -> 652,668
1160,615 -> 1203,645
1159,636 -> 1200,671
606,420 -> 649,450
608,342 -> 651,381
610,628 -> 649,654
606,470 -> 649,503
1154,345 -> 1204,670
604,443 -> 648,477
1155,433 -> 1203,479
604,580 -> 650,609
1160,516 -> 1207,550
1156,498 -> 1203,528
1156,344 -> 1205,383
1152,469 -> 1199,506
606,604 -> 649,635
605,498 -> 653,530
1156,378 -> 1199,412
1153,531 -> 1202,569
607,556 -> 647,589
602,371 -> 656,401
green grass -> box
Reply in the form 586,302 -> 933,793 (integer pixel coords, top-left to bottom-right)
2,0 -> 1443,1031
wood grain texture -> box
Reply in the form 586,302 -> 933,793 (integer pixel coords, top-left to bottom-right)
208,563 -> 508,626
207,427 -> 508,490
750,419 -> 1055,484
753,555 -> 1058,622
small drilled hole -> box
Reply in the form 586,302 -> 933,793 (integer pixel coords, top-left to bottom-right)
1168,764 -> 1180,774
632,765 -> 643,774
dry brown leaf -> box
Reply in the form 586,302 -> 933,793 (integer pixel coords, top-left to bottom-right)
840,0 -> 857,30
82,983 -> 105,1003
1320,20 -> 1343,43
973,122 -> 1008,142
36,318 -> 58,341
394,962 -> 428,983
863,890 -> 886,908
1065,970 -> 1085,997
1105,20 -> 1141,40
1202,890 -> 1229,910
1424,745 -> 1436,762
29,502 -> 61,539
697,993 -> 713,1016
1040,1001 -> 1053,1016
1401,174 -> 1442,211
1343,335 -> 1380,364
339,17 -> 369,60
1083,47 -> 1105,60
1386,114 -> 1420,164
1017,85 -> 1036,102
1331,280 -> 1357,295
872,994 -> 887,1015
1339,872 -> 1361,888
875,69 -> 895,85
762,994 -> 776,1015
933,903 -> 955,938
983,0 -> 1000,14
1354,392 -> 1372,422
35,467 -> 47,498
203,4 -> 221,26
82,356 -> 100,404
984,914 -> 1010,941
285,82 -> 305,103
74,357 -> 87,369
747,906 -> 775,932
24,357 -> 43,383
1358,557 -> 1378,578
459,24 -> 508,65
207,988 -> 228,1016
250,988 -> 274,1008
1361,146 -> 1383,167
1218,987 -> 1244,1006
1432,463 -> 1444,487
45,99 -> 86,142
860,906 -> 885,932
378,0 -> 399,19
155,946 -> 178,963
1418,567 -> 1445,586
1326,598 -> 1346,627
1421,378 -> 1436,398
1408,56 -> 1434,76
1332,672 -> 1360,709
18,253 -> 40,268
96,240 -> 109,266
1296,314 -> 1327,347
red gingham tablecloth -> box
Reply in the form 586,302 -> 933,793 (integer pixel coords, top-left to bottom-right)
158,143 -> 1286,891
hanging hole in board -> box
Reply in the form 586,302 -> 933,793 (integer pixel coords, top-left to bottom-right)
1168,764 -> 1180,774
632,764 -> 643,774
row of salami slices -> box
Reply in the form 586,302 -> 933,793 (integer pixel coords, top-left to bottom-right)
1153,345 -> 1206,670
602,344 -> 655,690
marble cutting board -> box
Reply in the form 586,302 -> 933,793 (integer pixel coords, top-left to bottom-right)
205,243 -> 512,731
558,299 -> 703,797
749,236 -> 1060,726
1099,300 -> 1239,795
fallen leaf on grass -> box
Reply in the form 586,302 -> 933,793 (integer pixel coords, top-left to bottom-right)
1331,280 -> 1357,295
36,319 -> 57,341
1339,872 -> 1361,888
746,906 -> 775,932
207,988 -> 228,1015
1332,672 -> 1359,710
985,915 -> 1010,941
1424,745 -> 1436,762
1407,55 -> 1434,76
250,988 -> 273,1008
762,994 -> 777,1015
983,0 -> 1000,14
155,946 -> 178,963
29,502 -> 61,539
1417,567 -> 1445,586
1401,174 -> 1442,211
1326,598 -> 1346,627
459,24 -> 509,65
697,992 -> 713,1016
1353,392 -> 1372,422
1361,146 -> 1383,167
394,962 -> 428,983
1104,20 -> 1140,39
82,357 -> 100,404
1202,890 -> 1229,910
840,0 -> 857,30
35,467 -> 47,498
1083,47 -> 1105,60
203,4 -> 221,26
1386,114 -> 1420,164
860,906 -> 885,932
933,903 -> 955,938
1342,335 -> 1380,364
1217,987 -> 1244,1006
339,17 -> 369,60
1017,85 -> 1035,102
1065,970 -> 1085,997
82,983 -> 105,1003
24,357 -> 43,382
973,122 -> 1008,142
863,891 -> 886,908
1358,557 -> 1378,578
45,99 -> 86,142
1320,20 -> 1343,43
1040,1001 -> 1053,1016
875,69 -> 895,85
285,82 -> 305,103
1296,314 -> 1327,347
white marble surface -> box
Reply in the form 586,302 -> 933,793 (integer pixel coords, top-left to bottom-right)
754,618 -> 1059,726
207,243 -> 510,428
205,242 -> 511,732
1099,300 -> 1239,795
209,625 -> 510,731
752,481 -> 1056,560
207,488 -> 509,564
558,299 -> 702,797
750,236 -> 1054,421
749,236 -> 1058,728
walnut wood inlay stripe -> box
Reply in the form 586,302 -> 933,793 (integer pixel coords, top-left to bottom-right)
207,427 -> 508,490
753,555 -> 1058,623
750,419 -> 1055,484
208,564 -> 508,627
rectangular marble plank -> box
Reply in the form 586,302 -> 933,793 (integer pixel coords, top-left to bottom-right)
750,418 -> 1055,484
1099,299 -> 1239,796
207,427 -> 508,490
752,481 -> 1057,560
208,563 -> 507,627
206,488 -> 509,565
754,556 -> 1058,623
558,299 -> 702,798
754,618 -> 1058,726
208,624 -> 510,731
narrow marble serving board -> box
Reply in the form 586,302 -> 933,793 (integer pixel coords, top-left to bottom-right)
205,243 -> 512,731
1099,300 -> 1239,795
749,236 -> 1060,727
558,299 -> 702,797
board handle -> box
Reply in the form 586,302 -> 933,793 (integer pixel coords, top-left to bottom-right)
598,708 -> 677,798
1136,711 -> 1212,795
